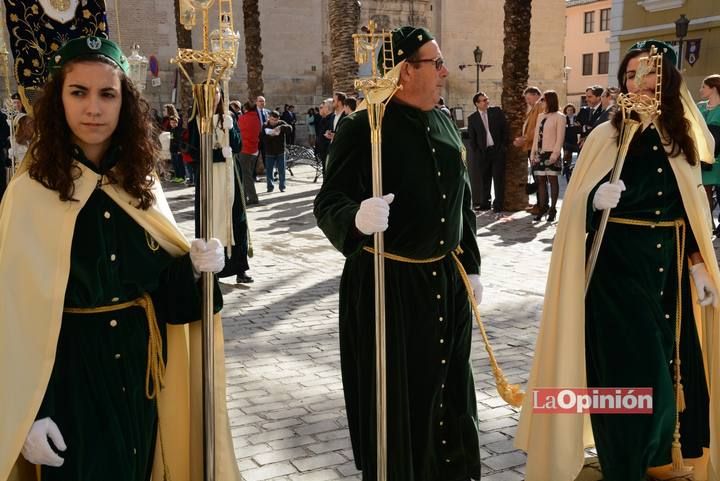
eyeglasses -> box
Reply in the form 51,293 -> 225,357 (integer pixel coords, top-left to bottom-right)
407,57 -> 445,71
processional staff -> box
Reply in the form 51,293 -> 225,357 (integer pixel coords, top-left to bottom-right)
585,46 -> 663,293
352,22 -> 402,481
172,1 -> 234,479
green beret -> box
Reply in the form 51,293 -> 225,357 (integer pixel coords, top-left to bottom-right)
49,36 -> 129,75
628,39 -> 677,67
378,26 -> 435,72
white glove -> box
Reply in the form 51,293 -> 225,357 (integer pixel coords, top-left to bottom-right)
468,274 -> 483,306
355,194 -> 394,235
690,262 -> 719,307
592,180 -> 626,211
21,417 -> 66,467
221,146 -> 233,159
190,238 -> 225,279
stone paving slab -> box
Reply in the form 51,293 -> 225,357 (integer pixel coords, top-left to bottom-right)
165,164 -> 720,480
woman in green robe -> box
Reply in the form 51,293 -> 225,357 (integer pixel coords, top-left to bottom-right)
10,37 -> 225,481
698,74 -> 720,231
584,42 -> 717,481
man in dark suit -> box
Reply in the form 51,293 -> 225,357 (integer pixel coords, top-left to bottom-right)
593,87 -> 619,127
576,85 -> 604,149
467,91 -> 508,212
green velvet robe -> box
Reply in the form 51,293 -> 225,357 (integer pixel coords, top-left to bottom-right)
585,125 -> 710,481
37,150 -> 222,481
314,102 -> 482,481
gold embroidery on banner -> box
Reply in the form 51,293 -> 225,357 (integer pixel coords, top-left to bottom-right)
48,0 -> 72,11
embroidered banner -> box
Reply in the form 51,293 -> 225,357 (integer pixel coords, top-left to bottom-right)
3,0 -> 108,101
685,38 -> 701,67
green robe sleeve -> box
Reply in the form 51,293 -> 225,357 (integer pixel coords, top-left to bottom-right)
314,112 -> 372,257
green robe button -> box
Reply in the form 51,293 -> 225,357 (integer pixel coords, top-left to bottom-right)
104,211 -> 111,219
659,267 -> 664,272
657,168 -> 663,173
114,353 -> 121,359
653,146 -> 659,151
110,319 -> 118,327
436,294 -> 441,299
110,254 -> 117,262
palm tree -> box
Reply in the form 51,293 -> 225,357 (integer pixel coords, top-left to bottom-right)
242,0 -> 264,99
500,0 -> 532,211
173,0 -> 195,118
328,0 -> 361,94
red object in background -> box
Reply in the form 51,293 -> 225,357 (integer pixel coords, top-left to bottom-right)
149,55 -> 159,77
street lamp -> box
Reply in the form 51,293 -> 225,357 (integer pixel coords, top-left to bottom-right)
126,44 -> 149,92
210,13 -> 240,110
675,14 -> 690,70
458,45 -> 492,93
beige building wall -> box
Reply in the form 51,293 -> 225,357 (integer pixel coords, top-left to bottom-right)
565,0 -> 612,108
609,0 -> 720,98
437,0 -> 566,127
1,0 -> 564,139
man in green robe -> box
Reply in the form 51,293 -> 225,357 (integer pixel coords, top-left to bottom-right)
314,26 -> 483,481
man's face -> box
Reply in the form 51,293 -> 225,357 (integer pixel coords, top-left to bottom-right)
524,92 -> 540,107
169,118 -> 178,128
256,96 -> 266,109
318,104 -> 326,116
585,90 -> 600,107
474,96 -> 489,111
332,95 -> 343,110
268,116 -> 278,126
401,40 -> 448,111
600,93 -> 611,108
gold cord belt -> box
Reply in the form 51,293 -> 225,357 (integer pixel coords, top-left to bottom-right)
63,292 -> 171,480
608,216 -> 687,463
362,245 -> 523,406
64,292 -> 166,400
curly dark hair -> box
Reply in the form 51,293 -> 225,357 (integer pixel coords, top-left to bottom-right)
612,48 -> 697,166
29,54 -> 158,209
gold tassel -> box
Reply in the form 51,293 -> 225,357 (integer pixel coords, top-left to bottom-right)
677,380 -> 686,413
671,429 -> 685,472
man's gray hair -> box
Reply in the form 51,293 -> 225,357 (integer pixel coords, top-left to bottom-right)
322,98 -> 333,110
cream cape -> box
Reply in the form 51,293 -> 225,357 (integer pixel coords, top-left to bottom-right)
515,101 -> 720,481
0,163 -> 242,481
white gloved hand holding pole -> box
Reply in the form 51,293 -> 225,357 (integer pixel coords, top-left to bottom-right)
468,274 -> 483,306
690,262 -> 719,307
190,238 -> 225,279
592,180 -> 626,211
21,417 -> 66,467
355,194 -> 395,235
221,146 -> 233,159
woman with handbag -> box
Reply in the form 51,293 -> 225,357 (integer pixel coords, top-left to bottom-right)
530,90 -> 566,222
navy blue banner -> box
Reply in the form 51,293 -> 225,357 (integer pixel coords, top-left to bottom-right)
4,0 -> 108,94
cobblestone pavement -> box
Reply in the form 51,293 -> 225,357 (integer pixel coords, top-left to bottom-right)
164,165 -> 720,481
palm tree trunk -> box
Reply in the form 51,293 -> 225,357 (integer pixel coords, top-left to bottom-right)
242,0 -> 264,99
173,0 -> 194,118
501,0 -> 532,211
328,0 -> 360,94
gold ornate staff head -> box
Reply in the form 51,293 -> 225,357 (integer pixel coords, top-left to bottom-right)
618,40 -> 676,121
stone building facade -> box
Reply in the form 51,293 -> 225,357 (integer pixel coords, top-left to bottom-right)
0,0 -> 565,141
